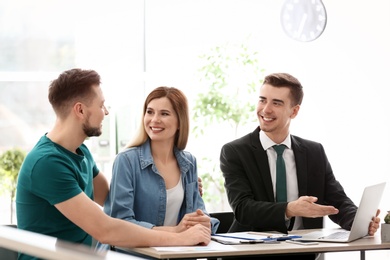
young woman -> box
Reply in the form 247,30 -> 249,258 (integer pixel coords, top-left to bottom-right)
98,87 -> 219,251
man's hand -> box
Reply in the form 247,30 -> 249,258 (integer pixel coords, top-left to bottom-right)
176,209 -> 211,233
286,196 -> 339,218
198,177 -> 203,197
368,209 -> 381,236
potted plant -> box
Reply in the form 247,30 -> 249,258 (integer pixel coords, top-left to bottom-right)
0,148 -> 26,224
381,211 -> 390,243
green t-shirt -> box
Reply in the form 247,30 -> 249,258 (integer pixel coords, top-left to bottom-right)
16,135 -> 99,260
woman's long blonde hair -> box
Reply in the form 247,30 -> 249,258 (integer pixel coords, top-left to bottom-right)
126,86 -> 189,150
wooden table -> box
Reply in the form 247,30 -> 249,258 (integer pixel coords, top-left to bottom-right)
118,229 -> 390,260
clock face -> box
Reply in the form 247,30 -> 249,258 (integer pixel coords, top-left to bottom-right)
281,0 -> 327,42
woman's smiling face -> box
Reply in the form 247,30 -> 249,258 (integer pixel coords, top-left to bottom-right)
144,97 -> 179,143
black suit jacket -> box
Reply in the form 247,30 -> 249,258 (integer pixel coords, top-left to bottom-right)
220,127 -> 357,234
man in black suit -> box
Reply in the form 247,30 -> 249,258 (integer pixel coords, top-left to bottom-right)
220,73 -> 380,240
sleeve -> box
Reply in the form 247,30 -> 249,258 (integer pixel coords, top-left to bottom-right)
81,144 -> 100,178
320,145 -> 357,230
92,164 -> 99,178
30,155 -> 82,205
220,142 -> 288,233
184,153 -> 220,234
104,152 -> 154,229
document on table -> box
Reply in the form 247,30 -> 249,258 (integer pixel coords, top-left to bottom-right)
152,232 -> 301,251
152,240 -> 237,252
211,232 -> 271,245
211,232 -> 302,245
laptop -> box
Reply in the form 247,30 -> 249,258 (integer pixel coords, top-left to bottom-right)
296,182 -> 386,243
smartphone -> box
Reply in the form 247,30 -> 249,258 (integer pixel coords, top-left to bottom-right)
286,240 -> 319,245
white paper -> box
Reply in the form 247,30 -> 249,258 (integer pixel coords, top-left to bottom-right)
152,241 -> 237,252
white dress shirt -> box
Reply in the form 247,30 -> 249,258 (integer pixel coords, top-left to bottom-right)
259,131 -> 303,230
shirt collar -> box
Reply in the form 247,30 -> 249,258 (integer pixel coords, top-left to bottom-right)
259,130 -> 291,150
139,138 -> 191,174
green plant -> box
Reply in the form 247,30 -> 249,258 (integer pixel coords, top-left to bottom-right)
192,40 -> 264,209
0,148 -> 26,223
385,211 -> 390,224
193,41 -> 264,138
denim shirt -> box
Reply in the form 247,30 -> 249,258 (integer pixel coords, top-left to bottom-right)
102,139 -> 219,235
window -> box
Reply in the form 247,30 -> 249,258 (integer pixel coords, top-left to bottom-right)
1,6 -> 390,258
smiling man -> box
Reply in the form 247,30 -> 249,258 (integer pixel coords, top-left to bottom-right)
219,72 -> 380,260
16,69 -> 211,260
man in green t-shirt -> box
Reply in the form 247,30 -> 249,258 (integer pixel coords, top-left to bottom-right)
16,68 -> 211,260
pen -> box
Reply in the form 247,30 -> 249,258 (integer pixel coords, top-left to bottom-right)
246,232 -> 302,240
239,239 -> 264,244
247,231 -> 282,237
276,235 -> 302,241
239,239 -> 281,244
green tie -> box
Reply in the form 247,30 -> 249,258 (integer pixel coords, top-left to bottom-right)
273,145 -> 287,202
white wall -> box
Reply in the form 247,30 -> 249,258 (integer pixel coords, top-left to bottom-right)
136,0 -> 390,216
1,0 -> 389,258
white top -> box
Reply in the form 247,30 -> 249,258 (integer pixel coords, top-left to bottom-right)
164,177 -> 184,226
260,131 -> 303,230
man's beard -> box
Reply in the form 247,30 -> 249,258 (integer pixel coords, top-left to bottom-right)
82,118 -> 102,137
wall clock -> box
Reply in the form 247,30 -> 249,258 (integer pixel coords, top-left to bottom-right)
280,0 -> 327,42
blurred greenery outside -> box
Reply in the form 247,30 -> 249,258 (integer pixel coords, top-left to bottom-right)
0,40 -> 265,219
0,148 -> 26,224
192,41 -> 264,210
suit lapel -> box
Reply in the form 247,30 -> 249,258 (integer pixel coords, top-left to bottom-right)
250,127 -> 275,201
291,135 -> 308,196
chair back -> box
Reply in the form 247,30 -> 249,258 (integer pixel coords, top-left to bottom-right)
0,224 -> 18,260
210,212 -> 234,233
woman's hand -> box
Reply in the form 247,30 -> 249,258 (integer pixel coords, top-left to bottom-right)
176,209 -> 211,233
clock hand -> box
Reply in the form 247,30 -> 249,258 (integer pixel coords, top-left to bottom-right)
297,13 -> 308,37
